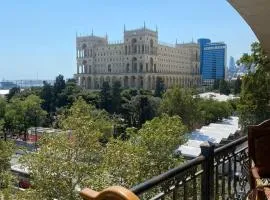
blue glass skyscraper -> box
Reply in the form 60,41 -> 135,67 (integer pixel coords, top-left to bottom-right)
198,38 -> 211,75
198,39 -> 227,84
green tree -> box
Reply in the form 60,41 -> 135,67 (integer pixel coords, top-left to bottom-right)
56,79 -> 81,108
4,98 -> 25,138
15,99 -> 188,199
40,81 -> 54,113
0,140 -> 14,198
0,98 -> 6,140
160,87 -> 199,130
99,138 -> 144,188
100,81 -> 112,113
154,77 -> 165,97
198,99 -> 233,125
19,98 -> 112,199
6,87 -> 20,102
23,95 -> 47,131
234,76 -> 242,95
219,79 -> 230,95
129,95 -> 160,127
111,81 -> 122,114
53,74 -> 66,108
4,95 -> 47,140
15,87 -> 42,100
213,79 -> 220,90
137,114 -> 186,176
54,75 -> 66,94
102,114 -> 187,188
237,42 -> 270,130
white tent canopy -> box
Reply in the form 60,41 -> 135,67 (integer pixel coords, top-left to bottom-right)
177,116 -> 240,158
197,92 -> 238,102
0,89 -> 9,98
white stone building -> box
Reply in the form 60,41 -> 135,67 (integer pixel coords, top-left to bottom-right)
75,26 -> 201,90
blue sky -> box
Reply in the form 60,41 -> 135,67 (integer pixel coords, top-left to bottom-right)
0,0 -> 257,80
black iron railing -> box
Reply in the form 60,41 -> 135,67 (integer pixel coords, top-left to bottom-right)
131,136 -> 249,200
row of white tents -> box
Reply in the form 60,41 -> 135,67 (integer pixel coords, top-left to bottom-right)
177,116 -> 240,158
0,89 -> 9,98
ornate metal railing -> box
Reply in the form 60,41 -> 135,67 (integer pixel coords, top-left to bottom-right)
213,136 -> 249,200
80,136 -> 250,200
130,136 -> 249,200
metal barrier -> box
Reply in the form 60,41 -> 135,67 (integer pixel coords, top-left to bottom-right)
130,136 -> 249,200
80,136 -> 250,200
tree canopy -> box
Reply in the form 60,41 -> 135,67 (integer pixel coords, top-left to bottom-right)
16,99 -> 187,199
237,42 -> 270,130
159,87 -> 199,130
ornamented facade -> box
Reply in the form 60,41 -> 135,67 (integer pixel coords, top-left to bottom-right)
75,26 -> 201,90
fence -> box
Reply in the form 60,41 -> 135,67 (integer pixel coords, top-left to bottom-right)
130,136 -> 249,200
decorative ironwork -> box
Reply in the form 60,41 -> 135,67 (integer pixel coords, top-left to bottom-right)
131,136 -> 250,200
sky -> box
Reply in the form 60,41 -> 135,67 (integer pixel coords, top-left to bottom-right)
0,0 -> 258,80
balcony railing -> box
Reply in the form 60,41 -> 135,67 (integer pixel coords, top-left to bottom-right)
80,136 -> 250,200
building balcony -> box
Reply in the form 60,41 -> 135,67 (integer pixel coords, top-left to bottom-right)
80,135 -> 250,200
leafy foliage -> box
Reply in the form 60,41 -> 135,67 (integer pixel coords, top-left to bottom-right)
0,75 -> 243,199
237,42 -> 270,130
128,95 -> 160,127
160,87 -> 199,130
102,114 -> 187,187
111,81 -> 122,114
234,76 -> 242,95
0,140 -> 14,198
100,81 -> 112,113
19,98 -> 112,199
198,99 -> 233,125
17,98 -> 187,199
0,98 -> 6,139
154,77 -> 166,97
6,87 -> 20,102
219,79 -> 230,95
4,95 -> 47,140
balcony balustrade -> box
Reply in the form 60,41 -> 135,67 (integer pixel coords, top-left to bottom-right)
80,136 -> 250,200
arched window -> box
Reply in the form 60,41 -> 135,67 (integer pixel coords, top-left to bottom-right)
139,63 -> 143,72
132,57 -> 137,73
131,38 -> 137,54
108,64 -> 112,73
150,39 -> 154,48
126,63 -> 130,72
89,65 -> 91,74
150,57 -> 153,72
82,44 -> 87,58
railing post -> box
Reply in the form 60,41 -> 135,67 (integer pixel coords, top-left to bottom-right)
200,142 -> 215,200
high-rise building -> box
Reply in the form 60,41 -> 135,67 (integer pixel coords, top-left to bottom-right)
197,39 -> 227,85
228,56 -> 237,79
198,38 -> 211,75
75,26 -> 201,90
229,56 -> 236,72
